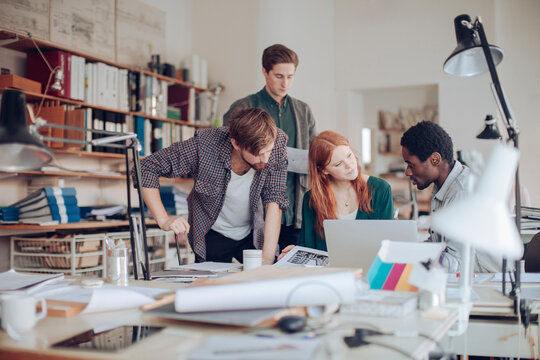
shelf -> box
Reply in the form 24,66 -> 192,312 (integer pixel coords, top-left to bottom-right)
53,149 -> 126,159
0,220 -> 157,231
1,170 -> 125,180
379,128 -> 406,133
0,87 -> 212,129
12,250 -> 104,257
0,30 -> 213,93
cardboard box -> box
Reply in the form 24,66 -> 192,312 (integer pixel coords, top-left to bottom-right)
0,74 -> 42,93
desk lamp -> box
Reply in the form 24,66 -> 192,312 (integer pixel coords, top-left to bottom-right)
443,14 -> 522,298
0,90 -> 54,171
0,89 -> 151,280
477,115 -> 502,140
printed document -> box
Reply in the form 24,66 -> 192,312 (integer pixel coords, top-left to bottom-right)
274,245 -> 329,267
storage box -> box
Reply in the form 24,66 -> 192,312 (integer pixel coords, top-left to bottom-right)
11,234 -> 106,276
0,74 -> 41,93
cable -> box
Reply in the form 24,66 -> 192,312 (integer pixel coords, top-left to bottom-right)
27,32 -> 61,118
343,328 -> 449,359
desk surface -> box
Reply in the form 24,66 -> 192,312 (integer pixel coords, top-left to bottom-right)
0,278 -> 458,360
444,280 -> 540,358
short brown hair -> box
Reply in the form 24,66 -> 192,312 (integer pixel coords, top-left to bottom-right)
262,44 -> 299,73
228,108 -> 277,154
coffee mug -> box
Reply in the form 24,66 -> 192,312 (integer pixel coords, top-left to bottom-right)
243,249 -> 262,271
0,294 -> 47,333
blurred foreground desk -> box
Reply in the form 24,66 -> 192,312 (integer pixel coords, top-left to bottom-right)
0,277 -> 460,360
444,282 -> 540,358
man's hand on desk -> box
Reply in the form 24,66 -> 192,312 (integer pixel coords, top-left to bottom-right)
159,215 -> 190,235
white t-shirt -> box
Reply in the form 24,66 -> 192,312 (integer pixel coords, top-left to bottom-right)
211,168 -> 255,240
337,208 -> 358,220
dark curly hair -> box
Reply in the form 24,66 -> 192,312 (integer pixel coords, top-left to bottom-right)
400,121 -> 454,163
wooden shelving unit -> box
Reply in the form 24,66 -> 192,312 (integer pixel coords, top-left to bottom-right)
0,220 -> 157,231
0,28 -> 204,243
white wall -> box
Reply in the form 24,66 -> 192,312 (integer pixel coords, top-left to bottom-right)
191,0 -> 336,130
495,0 -> 540,207
139,0 -> 193,67
333,0 -> 540,205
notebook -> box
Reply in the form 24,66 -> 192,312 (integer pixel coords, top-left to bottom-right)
323,219 -> 420,270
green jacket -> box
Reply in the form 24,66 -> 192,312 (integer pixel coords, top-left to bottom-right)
298,176 -> 394,251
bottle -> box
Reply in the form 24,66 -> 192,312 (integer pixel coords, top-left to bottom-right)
106,240 -> 129,286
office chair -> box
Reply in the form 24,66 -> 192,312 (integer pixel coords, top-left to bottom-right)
524,232 -> 540,272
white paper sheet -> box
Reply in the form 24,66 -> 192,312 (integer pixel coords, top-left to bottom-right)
175,271 -> 355,313
286,147 -> 309,174
188,335 -> 320,360
42,284 -> 169,314
0,269 -> 64,293
168,262 -> 242,272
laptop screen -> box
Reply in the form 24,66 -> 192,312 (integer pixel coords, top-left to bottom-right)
323,219 -> 420,269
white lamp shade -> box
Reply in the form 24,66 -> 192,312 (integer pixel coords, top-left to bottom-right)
431,144 -> 523,260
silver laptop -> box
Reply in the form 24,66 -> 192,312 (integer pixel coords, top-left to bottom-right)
323,219 -> 420,269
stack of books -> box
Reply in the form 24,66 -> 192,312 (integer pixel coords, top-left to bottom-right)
522,206 -> 540,231
159,186 -> 188,216
10,187 -> 80,224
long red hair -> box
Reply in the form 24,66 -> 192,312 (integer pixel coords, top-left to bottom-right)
309,130 -> 373,238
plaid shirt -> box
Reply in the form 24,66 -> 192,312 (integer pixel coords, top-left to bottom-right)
139,126 -> 289,261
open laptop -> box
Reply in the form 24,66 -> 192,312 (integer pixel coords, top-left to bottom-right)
323,219 -> 420,269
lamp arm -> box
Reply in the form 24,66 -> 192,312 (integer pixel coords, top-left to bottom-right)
474,18 -> 518,140
475,17 -> 522,298
30,119 -> 137,148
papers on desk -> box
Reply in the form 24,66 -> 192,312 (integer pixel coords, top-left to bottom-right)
150,269 -> 217,281
286,147 -> 309,174
35,284 -> 170,317
491,272 -> 540,283
174,266 -> 356,313
0,269 -> 64,294
146,302 -> 292,327
188,335 -> 319,360
169,262 -> 242,272
274,246 -> 329,267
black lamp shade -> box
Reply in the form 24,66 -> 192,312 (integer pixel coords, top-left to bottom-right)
0,89 -> 53,171
443,14 -> 503,77
477,114 -> 502,140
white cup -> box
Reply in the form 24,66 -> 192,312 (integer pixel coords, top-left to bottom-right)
243,249 -> 262,271
0,294 -> 47,333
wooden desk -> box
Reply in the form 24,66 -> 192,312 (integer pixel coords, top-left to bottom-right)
0,279 -> 459,360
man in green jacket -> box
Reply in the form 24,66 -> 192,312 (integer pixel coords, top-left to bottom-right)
223,44 -> 316,253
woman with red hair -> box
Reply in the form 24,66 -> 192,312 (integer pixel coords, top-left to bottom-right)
282,130 -> 394,253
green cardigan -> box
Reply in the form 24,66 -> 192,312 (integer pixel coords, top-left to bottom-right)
298,176 -> 394,251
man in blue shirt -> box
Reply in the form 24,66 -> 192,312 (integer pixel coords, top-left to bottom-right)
224,44 -> 316,252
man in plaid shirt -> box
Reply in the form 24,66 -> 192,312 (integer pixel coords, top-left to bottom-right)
139,108 -> 289,264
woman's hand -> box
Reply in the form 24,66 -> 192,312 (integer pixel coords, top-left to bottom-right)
276,244 -> 295,261
159,215 -> 190,235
